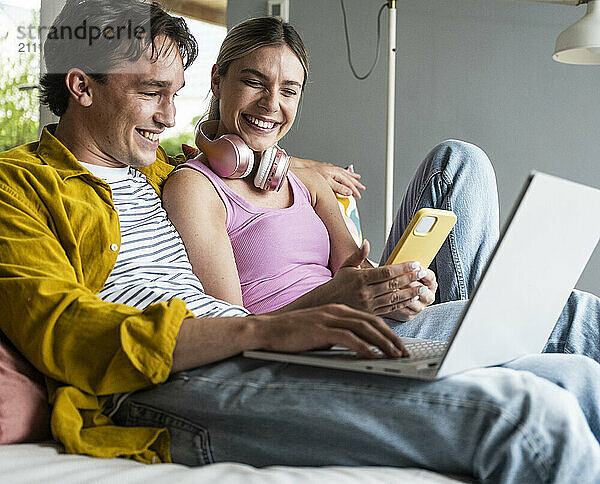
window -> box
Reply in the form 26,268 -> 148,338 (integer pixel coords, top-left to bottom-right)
0,0 -> 40,151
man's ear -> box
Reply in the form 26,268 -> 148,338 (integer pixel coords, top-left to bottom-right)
210,64 -> 220,98
64,68 -> 94,107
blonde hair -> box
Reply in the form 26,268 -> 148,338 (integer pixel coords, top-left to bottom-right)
206,16 -> 309,121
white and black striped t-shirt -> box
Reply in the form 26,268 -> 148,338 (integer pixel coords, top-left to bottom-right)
79,162 -> 249,318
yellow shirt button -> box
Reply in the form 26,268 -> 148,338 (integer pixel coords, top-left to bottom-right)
110,243 -> 119,252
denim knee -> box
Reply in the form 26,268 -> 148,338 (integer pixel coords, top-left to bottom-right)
543,353 -> 600,387
545,289 -> 600,361
461,367 -> 600,482
507,353 -> 600,441
429,139 -> 495,186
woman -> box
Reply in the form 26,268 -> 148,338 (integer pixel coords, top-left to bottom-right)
162,17 -> 496,320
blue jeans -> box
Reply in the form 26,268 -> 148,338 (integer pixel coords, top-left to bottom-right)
114,140 -> 600,482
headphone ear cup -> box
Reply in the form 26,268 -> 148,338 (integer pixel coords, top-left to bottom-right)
195,120 -> 254,178
254,146 -> 290,191
254,147 -> 276,190
212,135 -> 254,178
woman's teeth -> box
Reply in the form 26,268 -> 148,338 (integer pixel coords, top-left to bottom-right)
245,115 -> 275,129
138,129 -> 159,142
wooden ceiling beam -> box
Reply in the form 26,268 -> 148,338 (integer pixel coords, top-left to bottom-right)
158,0 -> 227,26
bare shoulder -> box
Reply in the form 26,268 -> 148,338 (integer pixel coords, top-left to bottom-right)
291,166 -> 332,207
163,167 -> 225,221
164,167 -> 217,199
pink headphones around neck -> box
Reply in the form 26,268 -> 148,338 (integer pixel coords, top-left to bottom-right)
195,120 -> 290,191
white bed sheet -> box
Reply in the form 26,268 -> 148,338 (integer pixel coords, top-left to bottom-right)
0,442 -> 468,483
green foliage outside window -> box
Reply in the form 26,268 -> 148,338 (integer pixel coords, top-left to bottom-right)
159,115 -> 201,156
160,131 -> 195,157
0,36 -> 39,152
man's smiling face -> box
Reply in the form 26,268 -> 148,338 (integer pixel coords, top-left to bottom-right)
80,36 -> 185,168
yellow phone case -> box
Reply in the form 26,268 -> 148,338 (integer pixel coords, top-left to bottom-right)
384,208 -> 457,267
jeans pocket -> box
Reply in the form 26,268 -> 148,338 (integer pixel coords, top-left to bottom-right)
121,400 -> 215,466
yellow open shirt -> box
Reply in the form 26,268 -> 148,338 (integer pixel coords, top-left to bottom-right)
0,126 -> 193,463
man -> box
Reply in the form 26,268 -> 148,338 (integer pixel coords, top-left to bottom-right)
1,1 -> 600,481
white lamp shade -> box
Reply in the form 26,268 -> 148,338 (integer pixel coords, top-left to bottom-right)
553,0 -> 600,64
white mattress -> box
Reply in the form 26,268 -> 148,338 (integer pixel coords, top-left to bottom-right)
0,442 -> 466,483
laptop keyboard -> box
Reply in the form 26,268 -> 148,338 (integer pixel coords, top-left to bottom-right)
306,340 -> 448,361
404,340 -> 448,361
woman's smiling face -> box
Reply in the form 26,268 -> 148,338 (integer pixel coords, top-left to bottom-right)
211,44 -> 305,154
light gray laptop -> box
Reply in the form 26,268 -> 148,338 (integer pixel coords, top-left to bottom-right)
244,172 -> 600,380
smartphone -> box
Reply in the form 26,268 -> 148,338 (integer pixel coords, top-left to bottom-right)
384,208 -> 457,267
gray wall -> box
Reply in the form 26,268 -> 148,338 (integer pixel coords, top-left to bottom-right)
228,0 -> 600,293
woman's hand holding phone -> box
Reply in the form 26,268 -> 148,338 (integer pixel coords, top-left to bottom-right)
332,207 -> 455,320
326,240 -> 437,321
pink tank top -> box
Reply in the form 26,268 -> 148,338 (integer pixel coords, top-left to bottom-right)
179,160 -> 332,313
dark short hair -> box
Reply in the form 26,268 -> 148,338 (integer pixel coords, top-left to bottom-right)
40,0 -> 198,116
